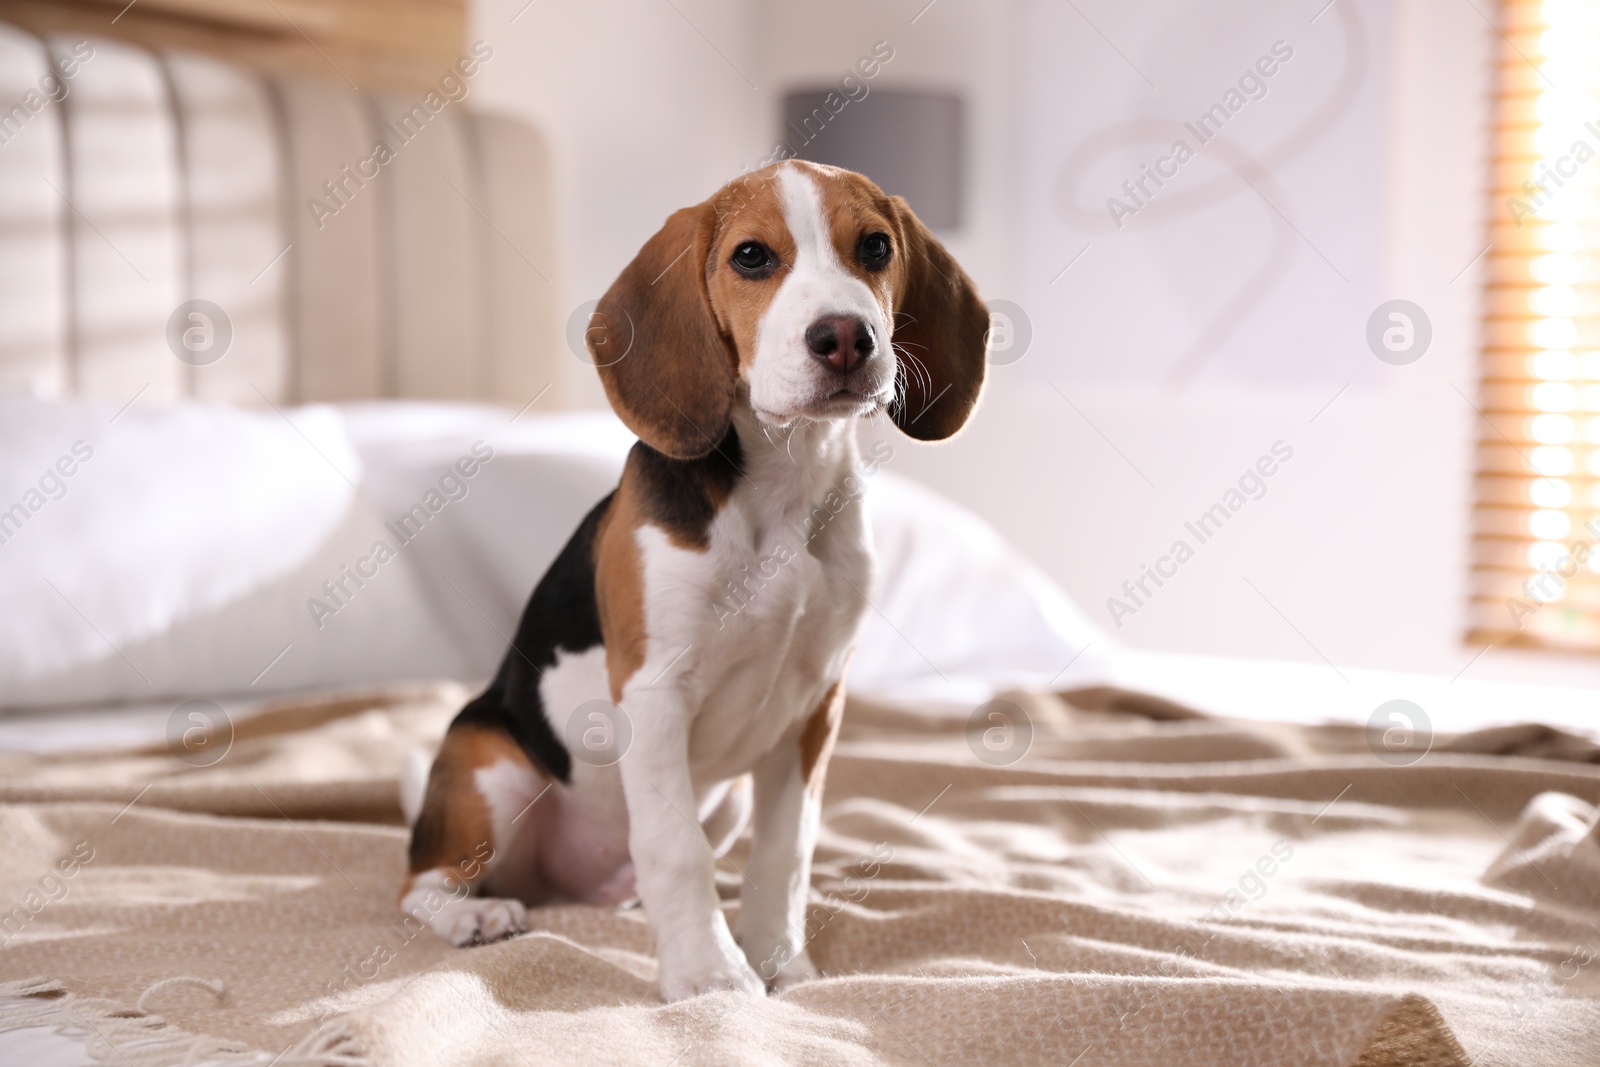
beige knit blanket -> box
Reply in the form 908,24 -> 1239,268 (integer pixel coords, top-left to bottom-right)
1,681 -> 1598,1067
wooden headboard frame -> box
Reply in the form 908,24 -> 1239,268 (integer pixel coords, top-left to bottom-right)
0,0 -> 466,94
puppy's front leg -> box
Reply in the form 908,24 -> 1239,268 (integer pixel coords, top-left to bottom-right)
620,690 -> 764,1001
735,680 -> 844,990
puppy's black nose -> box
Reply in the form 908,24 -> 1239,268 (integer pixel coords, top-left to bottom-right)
805,315 -> 873,374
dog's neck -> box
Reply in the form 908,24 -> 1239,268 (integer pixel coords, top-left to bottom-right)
728,398 -> 865,529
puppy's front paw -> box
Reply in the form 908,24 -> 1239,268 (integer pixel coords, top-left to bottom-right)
772,950 -> 818,991
658,951 -> 766,1001
741,937 -> 818,991
427,897 -> 527,946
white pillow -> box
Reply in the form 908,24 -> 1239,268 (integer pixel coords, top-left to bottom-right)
0,396 -> 469,708
856,471 -> 1113,698
0,397 -> 1110,710
338,401 -> 638,682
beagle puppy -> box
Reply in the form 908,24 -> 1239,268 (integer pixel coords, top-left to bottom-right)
401,160 -> 988,1001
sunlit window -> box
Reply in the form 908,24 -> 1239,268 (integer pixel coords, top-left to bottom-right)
1473,0 -> 1600,648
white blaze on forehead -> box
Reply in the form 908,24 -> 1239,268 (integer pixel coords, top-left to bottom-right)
776,164 -> 849,281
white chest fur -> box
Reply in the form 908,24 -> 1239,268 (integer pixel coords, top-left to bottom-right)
633,410 -> 874,782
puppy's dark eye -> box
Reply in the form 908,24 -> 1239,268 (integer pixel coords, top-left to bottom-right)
731,241 -> 774,276
859,232 -> 891,270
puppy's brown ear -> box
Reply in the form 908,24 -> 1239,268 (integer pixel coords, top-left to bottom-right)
591,204 -> 735,459
886,197 -> 990,441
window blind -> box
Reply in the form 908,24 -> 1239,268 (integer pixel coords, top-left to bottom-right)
1470,0 -> 1600,649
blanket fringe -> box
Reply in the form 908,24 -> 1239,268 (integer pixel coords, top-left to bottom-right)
0,976 -> 371,1067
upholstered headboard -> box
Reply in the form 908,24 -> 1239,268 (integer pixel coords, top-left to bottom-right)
0,22 -> 562,409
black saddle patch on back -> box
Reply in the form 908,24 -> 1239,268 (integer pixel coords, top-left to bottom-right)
454,492 -> 614,783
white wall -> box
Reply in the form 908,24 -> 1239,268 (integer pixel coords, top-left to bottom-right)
467,0 -> 1600,689
470,0 -> 760,408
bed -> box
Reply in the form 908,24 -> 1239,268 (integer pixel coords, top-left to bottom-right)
4,20 -> 1600,1067
5,659 -> 1600,1067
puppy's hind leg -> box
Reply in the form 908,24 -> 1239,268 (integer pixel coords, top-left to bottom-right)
401,719 -> 549,946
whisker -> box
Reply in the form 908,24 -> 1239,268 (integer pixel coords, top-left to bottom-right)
894,342 -> 933,398
889,369 -> 908,419
908,351 -> 933,392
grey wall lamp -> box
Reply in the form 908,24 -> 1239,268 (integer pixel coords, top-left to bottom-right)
780,87 -> 965,230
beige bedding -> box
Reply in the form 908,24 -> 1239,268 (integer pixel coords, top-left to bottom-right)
1,682 -> 1598,1066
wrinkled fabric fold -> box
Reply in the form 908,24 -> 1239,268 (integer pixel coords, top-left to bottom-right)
1,683 -> 1596,1065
